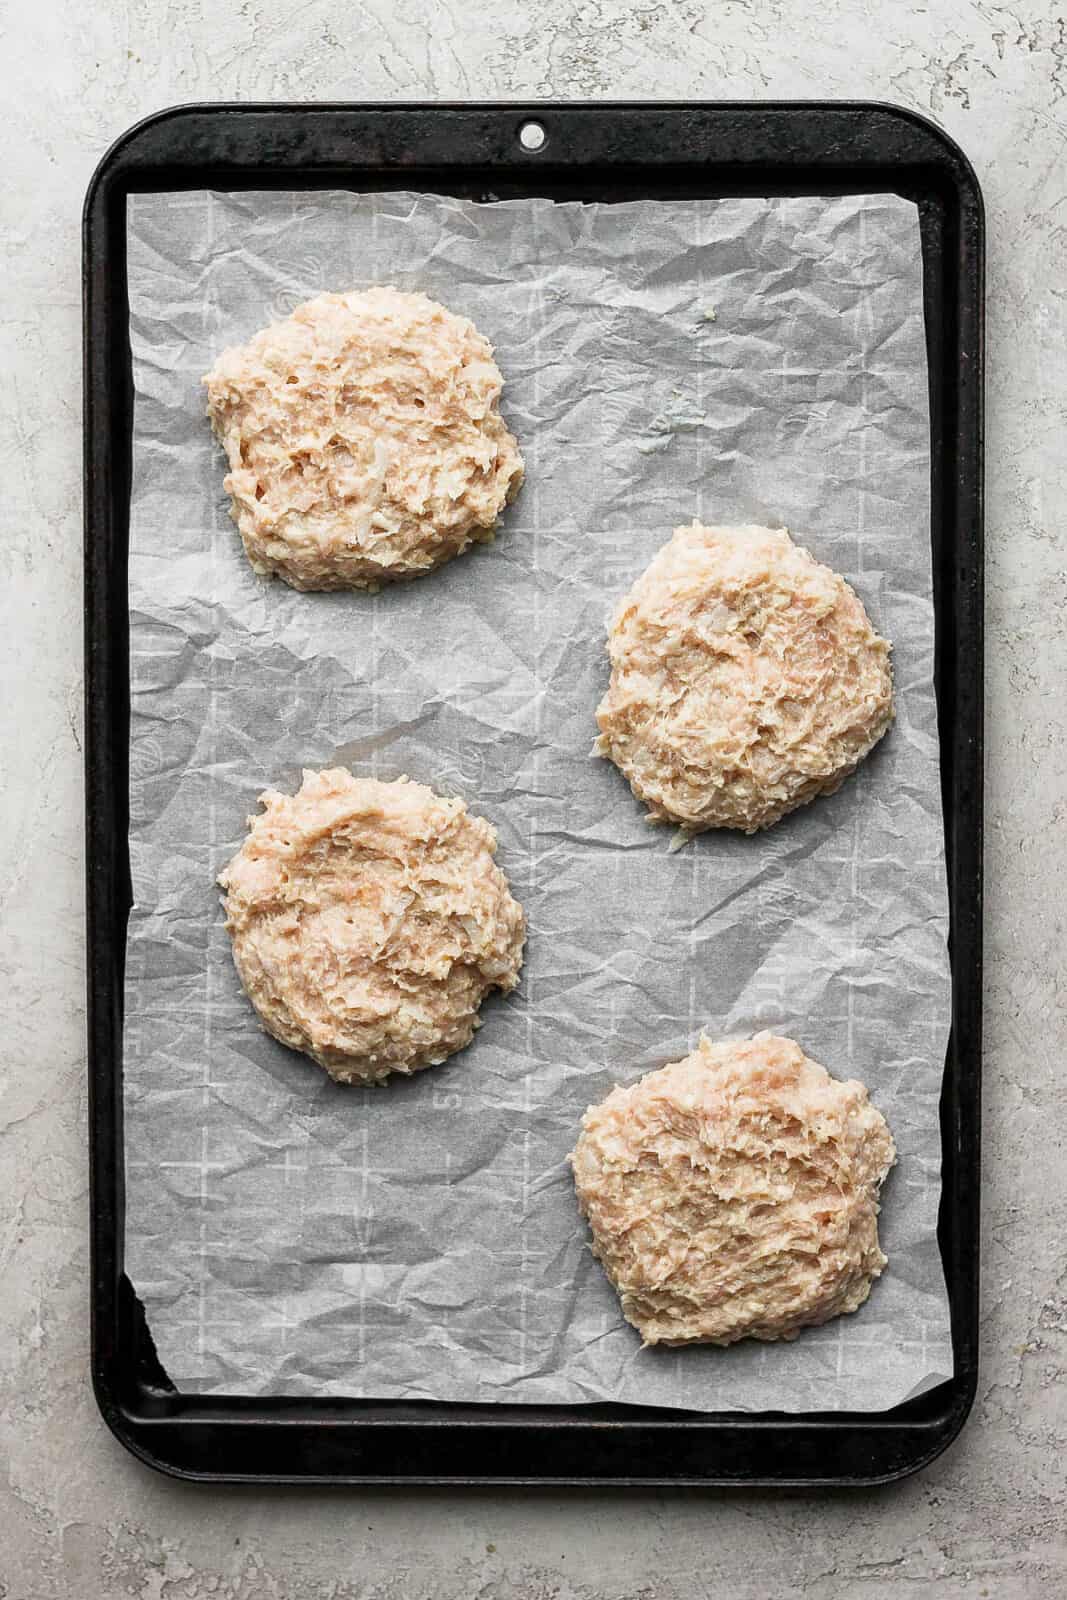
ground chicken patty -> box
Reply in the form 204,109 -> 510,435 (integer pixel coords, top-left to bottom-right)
203,287 -> 524,590
570,1032 -> 895,1347
218,770 -> 525,1085
595,523 -> 894,834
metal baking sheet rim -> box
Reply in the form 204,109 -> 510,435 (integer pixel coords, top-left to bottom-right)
83,100 -> 984,1487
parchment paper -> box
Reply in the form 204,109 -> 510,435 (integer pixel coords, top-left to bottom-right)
123,187 -> 953,1412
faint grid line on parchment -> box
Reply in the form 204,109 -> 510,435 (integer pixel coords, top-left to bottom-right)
197,188 -> 219,1364
359,194 -> 381,1379
688,201 -> 706,1050
518,219 -> 543,1376
847,202 -> 873,1077
369,192 -> 382,789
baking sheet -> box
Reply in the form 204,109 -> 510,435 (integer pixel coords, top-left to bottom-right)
123,187 -> 952,1412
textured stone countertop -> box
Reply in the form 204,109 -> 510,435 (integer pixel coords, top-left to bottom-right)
2,3 -> 1064,1596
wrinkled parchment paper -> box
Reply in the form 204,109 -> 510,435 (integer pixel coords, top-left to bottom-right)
123,188 -> 952,1412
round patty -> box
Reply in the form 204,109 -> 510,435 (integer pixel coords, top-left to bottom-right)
570,1032 -> 895,1347
218,769 -> 525,1085
595,523 -> 894,833
203,287 -> 524,591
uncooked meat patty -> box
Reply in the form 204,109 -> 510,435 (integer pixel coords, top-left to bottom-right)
218,769 -> 525,1085
570,1032 -> 895,1347
203,287 -> 524,590
594,523 -> 894,834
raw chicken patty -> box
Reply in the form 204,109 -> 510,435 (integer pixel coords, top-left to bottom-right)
595,523 -> 894,833
570,1032 -> 896,1347
218,770 -> 525,1085
203,287 -> 524,590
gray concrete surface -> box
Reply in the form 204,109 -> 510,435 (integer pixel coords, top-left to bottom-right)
2,1 -> 1065,1595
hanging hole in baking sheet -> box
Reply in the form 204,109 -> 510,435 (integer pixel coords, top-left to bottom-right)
519,120 -> 547,152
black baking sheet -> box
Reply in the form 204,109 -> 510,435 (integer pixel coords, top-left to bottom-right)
83,102 -> 983,1485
